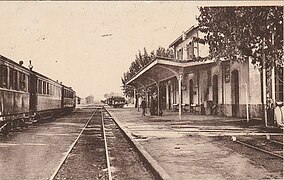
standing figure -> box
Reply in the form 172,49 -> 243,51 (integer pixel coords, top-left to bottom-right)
141,98 -> 147,116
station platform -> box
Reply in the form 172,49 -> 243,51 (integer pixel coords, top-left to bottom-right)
106,106 -> 283,180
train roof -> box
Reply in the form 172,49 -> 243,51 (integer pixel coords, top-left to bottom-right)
0,54 -> 74,91
0,55 -> 30,72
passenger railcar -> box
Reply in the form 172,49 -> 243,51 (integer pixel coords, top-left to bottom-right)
107,96 -> 126,108
0,55 -> 76,134
0,55 -> 30,115
62,85 -> 76,113
29,70 -> 63,117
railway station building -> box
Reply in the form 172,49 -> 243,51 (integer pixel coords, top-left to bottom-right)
126,25 -> 284,123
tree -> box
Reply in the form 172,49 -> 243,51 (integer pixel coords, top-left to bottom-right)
197,6 -> 283,69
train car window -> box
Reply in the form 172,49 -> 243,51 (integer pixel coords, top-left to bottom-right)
50,84 -> 53,95
43,81 -> 46,94
9,68 -> 13,89
57,87 -> 60,96
47,83 -> 50,95
26,75 -> 29,92
38,80 -> 43,94
20,72 -> 26,92
0,65 -> 8,88
54,86 -> 57,95
13,70 -> 18,90
19,72 -> 23,91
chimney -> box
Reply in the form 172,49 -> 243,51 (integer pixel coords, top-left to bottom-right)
182,31 -> 186,41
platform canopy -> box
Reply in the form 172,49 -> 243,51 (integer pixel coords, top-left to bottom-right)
126,56 -> 217,116
125,56 -> 216,89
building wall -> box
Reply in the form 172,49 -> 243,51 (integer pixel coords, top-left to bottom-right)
166,60 -> 263,118
167,28 -> 263,118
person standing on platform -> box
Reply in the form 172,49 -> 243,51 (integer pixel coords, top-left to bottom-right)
141,98 -> 146,116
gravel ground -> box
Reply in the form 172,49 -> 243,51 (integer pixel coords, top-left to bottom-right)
103,112 -> 155,180
55,110 -> 107,180
55,109 -> 155,180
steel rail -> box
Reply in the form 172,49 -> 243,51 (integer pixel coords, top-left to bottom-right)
101,108 -> 113,180
235,140 -> 283,159
49,108 -> 98,180
269,139 -> 284,146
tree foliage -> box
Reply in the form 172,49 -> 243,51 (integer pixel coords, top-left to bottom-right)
197,6 -> 283,69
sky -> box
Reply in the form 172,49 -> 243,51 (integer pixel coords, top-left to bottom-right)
0,1 -> 281,100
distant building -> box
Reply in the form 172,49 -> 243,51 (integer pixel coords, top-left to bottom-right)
85,95 -> 94,104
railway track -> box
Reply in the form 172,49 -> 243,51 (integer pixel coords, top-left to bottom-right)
231,135 -> 283,159
52,106 -> 154,180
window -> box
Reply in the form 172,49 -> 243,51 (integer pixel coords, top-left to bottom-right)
47,83 -> 50,95
177,48 -> 183,60
8,68 -> 18,90
50,85 -> 53,95
9,68 -> 13,89
187,42 -> 194,60
43,81 -> 46,94
19,72 -> 27,92
13,70 -> 18,90
38,80 -> 43,94
0,65 -> 8,88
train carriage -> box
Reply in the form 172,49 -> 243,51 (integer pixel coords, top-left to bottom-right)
29,71 -> 63,115
62,85 -> 76,113
0,56 -> 30,119
0,55 -> 76,135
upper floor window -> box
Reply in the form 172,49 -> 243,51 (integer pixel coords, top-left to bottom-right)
177,48 -> 183,60
187,42 -> 194,60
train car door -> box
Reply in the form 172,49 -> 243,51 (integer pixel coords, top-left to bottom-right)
29,73 -> 37,112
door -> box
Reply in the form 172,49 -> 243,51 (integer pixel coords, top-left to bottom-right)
168,85 -> 171,109
231,70 -> 239,117
160,84 -> 166,110
29,73 -> 37,112
213,75 -> 218,105
189,79 -> 194,105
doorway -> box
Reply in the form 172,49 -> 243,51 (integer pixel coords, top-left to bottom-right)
231,70 -> 239,117
189,79 -> 194,105
213,75 -> 218,105
168,85 -> 171,109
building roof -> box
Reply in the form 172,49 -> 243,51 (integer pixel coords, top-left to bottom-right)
168,25 -> 199,48
126,56 -> 215,86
